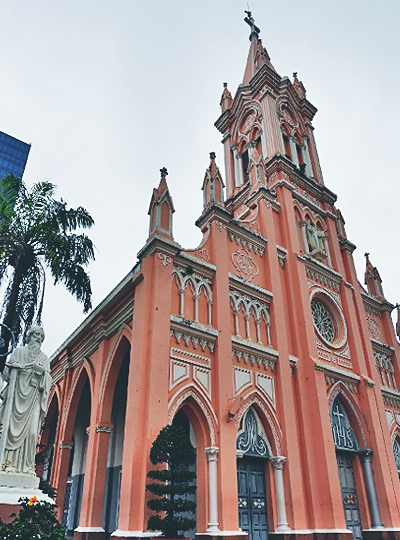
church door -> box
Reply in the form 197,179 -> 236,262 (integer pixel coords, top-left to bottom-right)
237,456 -> 268,540
337,451 -> 363,540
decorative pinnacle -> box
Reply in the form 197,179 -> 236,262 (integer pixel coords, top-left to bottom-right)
293,72 -> 298,78
160,167 -> 168,177
364,252 -> 370,258
244,10 -> 260,40
210,152 -> 216,160
223,82 -> 227,87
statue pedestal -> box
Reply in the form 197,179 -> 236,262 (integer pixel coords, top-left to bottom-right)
0,471 -> 40,489
0,473 -> 54,522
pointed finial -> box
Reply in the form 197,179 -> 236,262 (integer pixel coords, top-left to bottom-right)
364,252 -> 370,258
160,167 -> 168,178
244,10 -> 260,40
210,152 -> 216,160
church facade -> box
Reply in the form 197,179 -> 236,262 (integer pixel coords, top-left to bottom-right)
43,14 -> 400,540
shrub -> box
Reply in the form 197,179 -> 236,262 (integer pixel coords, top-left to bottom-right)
146,424 -> 196,538
0,496 -> 65,539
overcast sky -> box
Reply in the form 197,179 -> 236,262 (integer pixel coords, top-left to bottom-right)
1,0 -> 399,355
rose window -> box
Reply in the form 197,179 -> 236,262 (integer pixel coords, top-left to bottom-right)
311,299 -> 335,342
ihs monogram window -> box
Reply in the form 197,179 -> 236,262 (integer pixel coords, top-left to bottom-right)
311,299 -> 335,343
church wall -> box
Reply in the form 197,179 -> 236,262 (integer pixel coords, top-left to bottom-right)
41,17 -> 400,540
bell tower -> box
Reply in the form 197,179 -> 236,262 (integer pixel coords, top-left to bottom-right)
215,11 -> 324,214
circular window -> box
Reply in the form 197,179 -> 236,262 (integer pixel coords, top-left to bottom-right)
311,300 -> 335,342
309,291 -> 347,349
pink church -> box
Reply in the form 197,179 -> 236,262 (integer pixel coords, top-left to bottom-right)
42,13 -> 400,540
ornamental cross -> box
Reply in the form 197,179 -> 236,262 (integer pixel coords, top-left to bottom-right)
160,167 -> 168,177
332,404 -> 344,428
244,10 -> 260,39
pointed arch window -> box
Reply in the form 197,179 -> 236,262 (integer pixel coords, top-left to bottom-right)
393,439 -> 400,476
242,149 -> 250,184
236,409 -> 269,457
330,397 -> 359,451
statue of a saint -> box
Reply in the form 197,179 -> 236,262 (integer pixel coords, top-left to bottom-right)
0,326 -> 52,476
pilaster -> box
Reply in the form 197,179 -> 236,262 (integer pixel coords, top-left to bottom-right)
117,238 -> 177,533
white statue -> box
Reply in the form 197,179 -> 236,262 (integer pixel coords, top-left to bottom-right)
0,326 -> 52,476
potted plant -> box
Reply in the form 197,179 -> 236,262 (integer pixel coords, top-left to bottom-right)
147,424 -> 196,538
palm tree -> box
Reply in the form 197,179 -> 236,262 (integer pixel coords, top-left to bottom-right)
0,174 -> 95,368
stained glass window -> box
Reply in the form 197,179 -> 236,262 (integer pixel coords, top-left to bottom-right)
393,439 -> 400,473
236,409 -> 269,457
311,299 -> 335,342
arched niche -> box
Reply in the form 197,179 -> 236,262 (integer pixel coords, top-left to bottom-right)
103,346 -> 131,534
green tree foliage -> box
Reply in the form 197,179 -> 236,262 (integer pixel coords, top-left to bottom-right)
147,424 -> 196,538
0,174 -> 95,367
0,497 -> 65,539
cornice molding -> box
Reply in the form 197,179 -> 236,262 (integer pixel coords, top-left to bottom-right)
298,255 -> 342,292
227,221 -> 267,257
195,203 -> 233,231
382,387 -> 400,408
339,239 -> 357,253
265,155 -> 337,206
174,252 -> 216,280
232,335 -> 279,368
229,273 -> 273,304
244,184 -> 281,214
370,338 -> 395,356
361,290 -> 394,316
137,234 -> 181,261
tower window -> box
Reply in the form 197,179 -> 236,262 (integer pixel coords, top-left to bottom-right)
242,150 -> 250,183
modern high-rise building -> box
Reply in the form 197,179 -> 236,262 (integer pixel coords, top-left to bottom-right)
0,130 -> 31,179
36,13 -> 400,540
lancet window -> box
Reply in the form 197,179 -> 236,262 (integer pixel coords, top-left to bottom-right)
330,397 -> 359,451
236,408 -> 269,457
374,351 -> 397,390
172,267 -> 212,326
230,291 -> 271,346
392,438 -> 400,475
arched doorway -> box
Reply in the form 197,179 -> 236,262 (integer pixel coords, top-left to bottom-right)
62,379 -> 91,536
330,397 -> 363,540
236,408 -> 270,540
172,409 -> 197,538
102,348 -> 130,534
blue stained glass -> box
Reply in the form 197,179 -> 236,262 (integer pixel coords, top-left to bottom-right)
331,398 -> 359,451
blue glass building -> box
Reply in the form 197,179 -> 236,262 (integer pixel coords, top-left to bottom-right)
0,131 -> 31,179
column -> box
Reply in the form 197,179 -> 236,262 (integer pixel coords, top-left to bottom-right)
205,447 -> 220,533
359,450 -> 384,529
270,456 -> 290,532
288,136 -> 299,167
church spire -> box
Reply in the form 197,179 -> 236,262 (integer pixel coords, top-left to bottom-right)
364,253 -> 385,300
147,167 -> 175,239
242,10 -> 275,84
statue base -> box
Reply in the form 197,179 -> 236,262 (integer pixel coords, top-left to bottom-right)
0,471 -> 40,489
0,484 -> 55,523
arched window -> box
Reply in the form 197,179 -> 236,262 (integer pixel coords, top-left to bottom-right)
393,438 -> 400,476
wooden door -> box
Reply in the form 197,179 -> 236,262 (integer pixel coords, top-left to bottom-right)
237,456 -> 268,540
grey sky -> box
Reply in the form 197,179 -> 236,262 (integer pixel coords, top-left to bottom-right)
0,0 -> 399,355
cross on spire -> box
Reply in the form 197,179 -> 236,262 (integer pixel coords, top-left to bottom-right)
160,167 -> 168,178
244,10 -> 260,40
